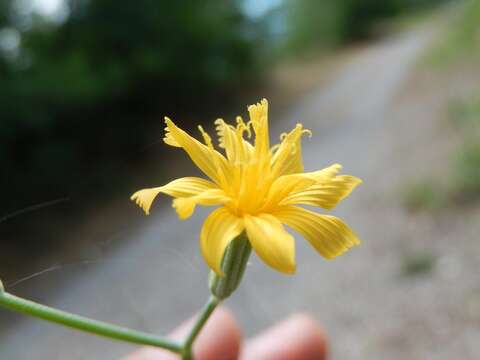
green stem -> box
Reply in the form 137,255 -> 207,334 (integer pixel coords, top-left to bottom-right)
0,291 -> 182,353
182,295 -> 220,359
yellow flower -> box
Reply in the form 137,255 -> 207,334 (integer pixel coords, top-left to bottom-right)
131,99 -> 361,275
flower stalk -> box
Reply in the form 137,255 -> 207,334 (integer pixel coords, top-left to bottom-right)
0,283 -> 224,359
0,233 -> 251,359
0,289 -> 183,353
181,295 -> 220,360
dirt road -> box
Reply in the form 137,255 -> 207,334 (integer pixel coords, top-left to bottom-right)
5,27 -> 477,360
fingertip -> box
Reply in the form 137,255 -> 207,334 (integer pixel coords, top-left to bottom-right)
242,313 -> 328,360
195,307 -> 242,360
124,307 -> 242,360
288,313 -> 328,357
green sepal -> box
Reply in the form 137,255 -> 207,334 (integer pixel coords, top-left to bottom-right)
209,232 -> 251,300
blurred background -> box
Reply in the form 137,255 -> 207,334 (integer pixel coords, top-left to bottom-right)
1,0 -> 479,359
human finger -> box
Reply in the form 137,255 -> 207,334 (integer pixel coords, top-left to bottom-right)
241,313 -> 327,360
124,307 -> 241,360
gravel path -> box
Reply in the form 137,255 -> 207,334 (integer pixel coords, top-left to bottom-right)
3,27 -> 477,360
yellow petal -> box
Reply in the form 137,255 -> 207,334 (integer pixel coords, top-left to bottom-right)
215,118 -> 253,164
262,164 -> 342,210
248,99 -> 270,159
172,197 -> 197,219
173,188 -> 230,220
274,206 -> 360,259
244,214 -> 296,274
271,124 -> 310,177
130,177 -> 217,215
163,117 -> 228,185
281,175 -> 362,209
200,207 -> 244,274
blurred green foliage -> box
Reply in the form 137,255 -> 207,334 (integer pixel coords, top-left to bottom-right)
402,181 -> 445,212
447,1 -> 480,202
0,0 -> 262,214
430,1 -> 480,204
450,97 -> 480,134
453,142 -> 480,201
453,0 -> 480,51
430,0 -> 480,64
401,251 -> 436,277
281,0 -> 449,53
447,96 -> 480,202
402,95 -> 480,211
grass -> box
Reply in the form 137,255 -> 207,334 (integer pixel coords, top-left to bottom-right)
448,97 -> 480,203
402,141 -> 480,209
401,2 -> 480,213
402,181 -> 445,212
427,0 -> 480,65
402,95 -> 480,212
451,142 -> 480,202
449,98 -> 480,133
401,251 -> 436,277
